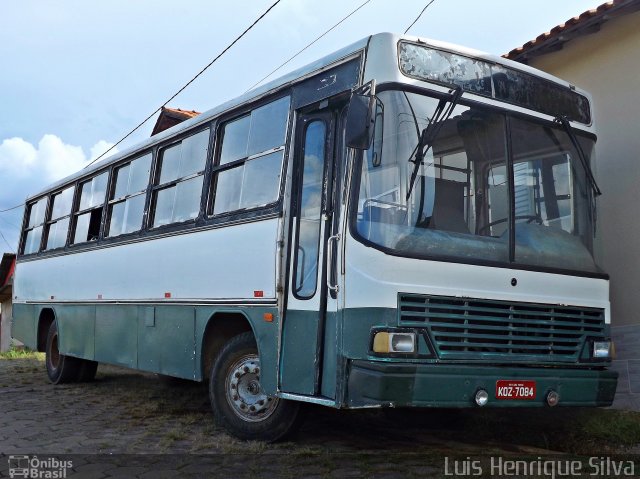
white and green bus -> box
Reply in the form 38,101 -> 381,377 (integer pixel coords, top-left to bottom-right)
13,33 -> 617,441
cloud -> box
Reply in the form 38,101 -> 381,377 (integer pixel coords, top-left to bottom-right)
38,135 -> 89,182
0,137 -> 37,178
0,134 -> 117,192
0,135 -> 118,254
90,139 -> 117,162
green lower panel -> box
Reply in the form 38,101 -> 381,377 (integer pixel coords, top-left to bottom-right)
280,310 -> 319,395
58,305 -> 95,359
95,305 -> 137,368
138,306 -> 195,378
347,361 -> 618,408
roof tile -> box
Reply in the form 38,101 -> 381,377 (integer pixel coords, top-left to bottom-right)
504,1 -> 639,61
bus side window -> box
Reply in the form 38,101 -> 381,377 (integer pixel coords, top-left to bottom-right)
212,96 -> 290,215
106,153 -> 152,237
44,186 -> 74,250
151,128 -> 210,227
72,171 -> 108,244
22,196 -> 48,254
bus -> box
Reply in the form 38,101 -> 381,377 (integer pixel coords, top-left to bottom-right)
12,32 -> 617,441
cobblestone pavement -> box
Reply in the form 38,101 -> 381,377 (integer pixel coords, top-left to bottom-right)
0,356 -> 615,478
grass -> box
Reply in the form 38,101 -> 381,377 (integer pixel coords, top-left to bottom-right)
578,409 -> 640,451
0,346 -> 44,360
448,407 -> 640,454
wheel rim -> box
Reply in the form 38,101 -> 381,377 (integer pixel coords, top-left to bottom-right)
49,332 -> 60,370
225,353 -> 278,422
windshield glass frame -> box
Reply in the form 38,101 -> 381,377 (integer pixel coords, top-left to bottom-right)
348,84 -> 606,279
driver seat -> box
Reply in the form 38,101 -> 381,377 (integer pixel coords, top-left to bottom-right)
429,178 -> 470,234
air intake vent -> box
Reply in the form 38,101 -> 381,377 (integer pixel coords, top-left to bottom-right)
399,294 -> 605,362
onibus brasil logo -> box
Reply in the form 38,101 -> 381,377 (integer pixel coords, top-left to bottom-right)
8,456 -> 72,479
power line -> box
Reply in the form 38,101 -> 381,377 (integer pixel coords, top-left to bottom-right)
0,227 -> 15,253
246,0 -> 372,92
0,214 -> 19,229
404,0 -> 438,34
0,203 -> 24,214
83,0 -> 283,170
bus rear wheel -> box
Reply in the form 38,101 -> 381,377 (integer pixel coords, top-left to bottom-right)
76,360 -> 98,382
209,332 -> 302,442
45,321 -> 81,384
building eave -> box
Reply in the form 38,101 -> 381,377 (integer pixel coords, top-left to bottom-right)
504,0 -> 640,63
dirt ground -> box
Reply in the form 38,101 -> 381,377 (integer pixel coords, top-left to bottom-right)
0,355 -> 638,478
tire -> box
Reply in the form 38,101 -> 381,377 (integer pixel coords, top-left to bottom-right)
209,332 -> 302,442
76,360 -> 98,382
45,321 -> 81,384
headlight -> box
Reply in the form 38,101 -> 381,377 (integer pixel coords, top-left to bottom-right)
593,340 -> 612,359
373,331 -> 416,353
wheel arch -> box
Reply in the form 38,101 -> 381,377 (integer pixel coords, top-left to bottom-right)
37,308 -> 56,352
200,311 -> 256,382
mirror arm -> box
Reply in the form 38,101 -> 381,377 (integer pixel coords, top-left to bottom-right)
353,79 -> 376,97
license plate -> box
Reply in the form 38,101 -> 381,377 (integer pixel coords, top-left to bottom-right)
496,380 -> 536,400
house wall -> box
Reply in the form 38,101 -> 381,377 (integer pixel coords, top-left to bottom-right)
525,11 -> 640,399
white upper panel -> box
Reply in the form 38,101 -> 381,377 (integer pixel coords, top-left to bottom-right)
344,235 -> 611,323
15,219 -> 279,302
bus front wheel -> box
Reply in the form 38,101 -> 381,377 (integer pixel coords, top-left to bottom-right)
209,332 -> 302,442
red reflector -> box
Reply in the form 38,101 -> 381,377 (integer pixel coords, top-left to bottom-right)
254,290 -> 264,297
164,292 -> 171,298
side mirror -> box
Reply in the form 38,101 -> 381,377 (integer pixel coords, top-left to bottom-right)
345,93 -> 376,150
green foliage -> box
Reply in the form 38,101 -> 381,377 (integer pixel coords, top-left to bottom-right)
0,346 -> 44,360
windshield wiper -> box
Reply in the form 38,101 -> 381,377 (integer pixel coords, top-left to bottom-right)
554,115 -> 602,197
406,86 -> 463,200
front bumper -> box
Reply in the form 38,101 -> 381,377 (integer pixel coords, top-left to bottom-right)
346,360 -> 618,408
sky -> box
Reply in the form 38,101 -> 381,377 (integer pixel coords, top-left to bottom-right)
0,0 -> 605,256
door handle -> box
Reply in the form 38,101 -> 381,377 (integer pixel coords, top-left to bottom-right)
326,233 -> 341,293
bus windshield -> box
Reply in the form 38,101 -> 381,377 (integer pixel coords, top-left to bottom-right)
354,89 -> 600,274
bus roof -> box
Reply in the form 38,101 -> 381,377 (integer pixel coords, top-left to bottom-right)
27,32 -> 591,201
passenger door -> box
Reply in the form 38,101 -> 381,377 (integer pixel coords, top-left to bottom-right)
280,106 -> 343,399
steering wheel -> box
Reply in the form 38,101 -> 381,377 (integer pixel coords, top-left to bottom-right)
479,215 -> 544,235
